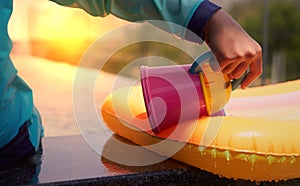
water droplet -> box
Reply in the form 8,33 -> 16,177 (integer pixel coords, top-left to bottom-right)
280,156 -> 287,164
267,155 -> 274,165
290,156 -> 296,164
199,146 -> 205,152
210,149 -> 217,158
249,154 -> 256,171
224,150 -> 230,161
199,146 -> 205,157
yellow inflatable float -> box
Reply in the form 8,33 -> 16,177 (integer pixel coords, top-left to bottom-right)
101,80 -> 300,182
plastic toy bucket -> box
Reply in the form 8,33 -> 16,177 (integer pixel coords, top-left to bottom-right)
140,51 -> 242,133
140,64 -> 209,133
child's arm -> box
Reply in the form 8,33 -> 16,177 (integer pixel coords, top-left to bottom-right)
50,0 -> 262,88
50,0 -> 208,39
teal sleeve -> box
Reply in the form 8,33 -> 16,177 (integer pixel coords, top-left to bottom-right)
0,0 -> 43,149
50,0 -> 204,37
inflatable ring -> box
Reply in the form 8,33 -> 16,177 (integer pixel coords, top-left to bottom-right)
101,80 -> 300,182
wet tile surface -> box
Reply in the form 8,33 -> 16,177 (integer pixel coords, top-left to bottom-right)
1,134 -> 300,186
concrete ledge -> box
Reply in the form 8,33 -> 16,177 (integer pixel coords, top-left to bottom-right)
1,134 -> 300,185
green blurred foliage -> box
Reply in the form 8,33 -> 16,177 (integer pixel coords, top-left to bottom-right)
229,0 -> 300,81
102,42 -> 194,78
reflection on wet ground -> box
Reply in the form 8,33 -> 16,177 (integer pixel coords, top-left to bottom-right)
1,133 -> 300,185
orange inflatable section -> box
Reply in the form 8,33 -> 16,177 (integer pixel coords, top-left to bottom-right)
101,80 -> 300,182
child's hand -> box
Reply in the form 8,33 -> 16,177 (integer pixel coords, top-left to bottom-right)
204,9 -> 263,89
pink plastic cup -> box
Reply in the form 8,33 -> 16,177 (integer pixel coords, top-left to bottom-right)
140,64 -> 208,133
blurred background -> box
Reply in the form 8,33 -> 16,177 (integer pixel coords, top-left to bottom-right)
8,0 -> 300,136
9,0 -> 300,85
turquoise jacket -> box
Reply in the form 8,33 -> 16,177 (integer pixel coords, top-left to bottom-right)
0,0 -> 43,150
0,0 -> 220,150
50,0 -> 203,29
50,0 -> 220,41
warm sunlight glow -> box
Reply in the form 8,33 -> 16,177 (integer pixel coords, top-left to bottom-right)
9,0 -> 128,64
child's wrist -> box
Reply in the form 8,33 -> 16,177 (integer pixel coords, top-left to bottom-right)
186,1 -> 221,41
